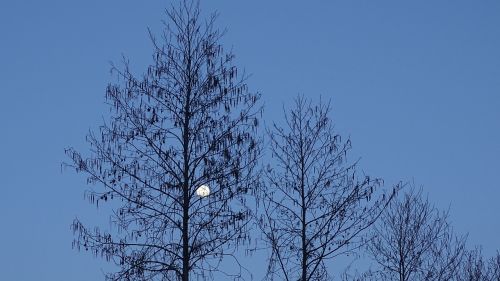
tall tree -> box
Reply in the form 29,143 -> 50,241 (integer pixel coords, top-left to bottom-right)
65,1 -> 261,280
257,96 -> 398,281
366,186 -> 466,281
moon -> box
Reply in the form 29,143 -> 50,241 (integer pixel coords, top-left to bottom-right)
196,184 -> 210,197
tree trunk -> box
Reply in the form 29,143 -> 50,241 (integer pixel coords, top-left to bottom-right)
182,84 -> 192,281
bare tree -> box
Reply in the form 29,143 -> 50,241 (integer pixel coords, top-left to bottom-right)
490,252 -> 500,281
366,186 -> 466,281
454,248 -> 500,281
257,96 -> 398,281
490,251 -> 500,281
455,247 -> 489,281
65,1 -> 261,280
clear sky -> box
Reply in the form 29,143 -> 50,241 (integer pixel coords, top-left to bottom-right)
1,1 -> 499,280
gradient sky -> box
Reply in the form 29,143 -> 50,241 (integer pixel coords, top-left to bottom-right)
1,1 -> 499,280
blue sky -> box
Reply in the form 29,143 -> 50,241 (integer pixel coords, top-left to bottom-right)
1,1 -> 499,280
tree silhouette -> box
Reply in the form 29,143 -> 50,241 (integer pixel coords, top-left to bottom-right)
257,96 -> 398,281
491,252 -> 500,281
490,252 -> 500,281
456,247 -> 489,281
454,247 -> 500,281
365,186 -> 466,281
65,1 -> 261,280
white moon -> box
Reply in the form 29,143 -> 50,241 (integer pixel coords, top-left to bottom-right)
196,184 -> 210,197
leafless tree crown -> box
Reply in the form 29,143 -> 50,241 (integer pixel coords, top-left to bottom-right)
65,1 -> 262,280
257,96 -> 397,281
455,248 -> 500,281
366,186 -> 466,281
